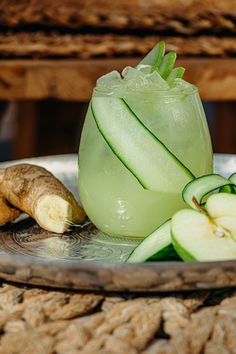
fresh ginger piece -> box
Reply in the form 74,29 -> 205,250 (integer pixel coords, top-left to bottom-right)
0,164 -> 86,233
0,192 -> 20,226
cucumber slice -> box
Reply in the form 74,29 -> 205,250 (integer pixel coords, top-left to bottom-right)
139,41 -> 165,69
221,173 -> 236,193
167,67 -> 185,84
229,173 -> 236,188
138,41 -> 185,85
182,174 -> 233,210
159,52 -> 177,80
219,185 -> 236,194
92,97 -> 194,192
147,244 -> 180,261
127,220 -> 178,262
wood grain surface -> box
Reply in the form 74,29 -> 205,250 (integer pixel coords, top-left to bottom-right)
0,33 -> 235,59
0,58 -> 235,101
0,282 -> 235,353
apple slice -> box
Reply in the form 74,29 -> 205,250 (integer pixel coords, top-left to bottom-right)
206,192 -> 236,219
171,193 -> 236,261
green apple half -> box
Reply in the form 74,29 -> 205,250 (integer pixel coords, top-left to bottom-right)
172,192 -> 236,261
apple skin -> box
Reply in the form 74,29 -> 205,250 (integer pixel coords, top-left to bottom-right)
171,209 -> 210,262
171,235 -> 197,262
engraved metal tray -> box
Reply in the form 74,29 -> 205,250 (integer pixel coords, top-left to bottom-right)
0,153 -> 236,292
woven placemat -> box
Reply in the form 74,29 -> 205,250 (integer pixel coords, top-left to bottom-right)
0,283 -> 235,353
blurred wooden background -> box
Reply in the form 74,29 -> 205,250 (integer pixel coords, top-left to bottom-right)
0,0 -> 236,161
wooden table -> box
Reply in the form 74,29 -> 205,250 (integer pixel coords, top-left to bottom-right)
0,282 -> 235,354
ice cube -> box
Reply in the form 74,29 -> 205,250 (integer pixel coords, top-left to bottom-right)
123,66 -> 170,92
124,76 -> 150,91
122,66 -> 148,91
96,70 -> 123,93
122,66 -> 143,80
171,78 -> 195,93
136,64 -> 153,74
145,71 -> 169,90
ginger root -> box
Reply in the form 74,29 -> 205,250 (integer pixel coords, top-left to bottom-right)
0,192 -> 20,226
0,164 -> 86,233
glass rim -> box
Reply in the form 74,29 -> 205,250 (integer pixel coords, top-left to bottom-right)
93,84 -> 199,98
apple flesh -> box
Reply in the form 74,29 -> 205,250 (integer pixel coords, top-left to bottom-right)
171,193 -> 236,261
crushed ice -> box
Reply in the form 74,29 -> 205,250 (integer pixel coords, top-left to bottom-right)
95,65 -> 194,96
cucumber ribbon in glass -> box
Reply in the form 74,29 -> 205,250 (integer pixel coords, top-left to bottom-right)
92,41 -> 193,193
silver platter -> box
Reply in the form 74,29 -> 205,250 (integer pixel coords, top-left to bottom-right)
0,153 -> 235,292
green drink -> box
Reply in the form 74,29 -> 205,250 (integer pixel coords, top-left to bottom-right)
78,43 -> 213,238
